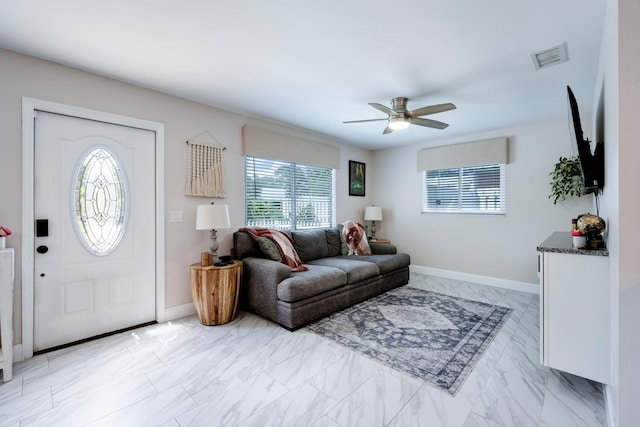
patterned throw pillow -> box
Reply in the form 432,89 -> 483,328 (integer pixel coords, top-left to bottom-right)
258,236 -> 282,262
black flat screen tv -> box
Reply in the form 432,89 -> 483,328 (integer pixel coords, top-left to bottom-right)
567,85 -> 604,194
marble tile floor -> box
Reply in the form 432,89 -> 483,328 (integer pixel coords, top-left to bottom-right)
0,273 -> 607,427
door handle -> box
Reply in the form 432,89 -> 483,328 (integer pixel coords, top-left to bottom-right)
36,219 -> 49,237
36,245 -> 49,254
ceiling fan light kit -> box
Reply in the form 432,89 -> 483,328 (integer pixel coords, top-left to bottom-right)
388,116 -> 410,130
344,96 -> 456,134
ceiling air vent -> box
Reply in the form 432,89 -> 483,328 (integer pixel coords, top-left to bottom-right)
531,42 -> 568,70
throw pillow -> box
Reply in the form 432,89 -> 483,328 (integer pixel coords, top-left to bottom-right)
337,224 -> 349,256
239,227 -> 308,272
341,220 -> 372,256
258,236 -> 282,262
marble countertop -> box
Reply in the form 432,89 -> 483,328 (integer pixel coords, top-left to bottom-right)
537,231 -> 609,256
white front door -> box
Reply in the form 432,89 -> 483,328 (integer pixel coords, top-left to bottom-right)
33,111 -> 156,352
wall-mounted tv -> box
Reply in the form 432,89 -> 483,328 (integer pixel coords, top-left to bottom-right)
567,85 -> 604,194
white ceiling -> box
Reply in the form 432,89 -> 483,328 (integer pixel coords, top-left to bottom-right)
0,1 -> 606,150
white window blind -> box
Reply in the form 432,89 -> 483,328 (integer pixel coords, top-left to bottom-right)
422,164 -> 506,214
245,156 -> 335,230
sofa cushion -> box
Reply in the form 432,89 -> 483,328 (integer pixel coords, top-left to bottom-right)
291,229 -> 329,262
307,258 -> 380,284
233,231 -> 261,259
369,242 -> 397,255
325,228 -> 342,257
277,265 -> 347,303
336,253 -> 410,275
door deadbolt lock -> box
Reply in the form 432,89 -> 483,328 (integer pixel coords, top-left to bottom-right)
36,245 -> 49,254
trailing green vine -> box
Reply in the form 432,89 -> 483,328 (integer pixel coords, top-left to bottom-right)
549,155 -> 584,204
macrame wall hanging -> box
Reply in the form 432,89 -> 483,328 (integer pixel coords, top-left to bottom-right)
185,131 -> 227,198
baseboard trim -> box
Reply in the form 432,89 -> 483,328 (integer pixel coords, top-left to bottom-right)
12,344 -> 24,363
410,265 -> 539,295
603,384 -> 616,427
158,302 -> 196,322
12,304 -> 197,363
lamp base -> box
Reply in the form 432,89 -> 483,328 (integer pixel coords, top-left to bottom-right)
209,229 -> 219,258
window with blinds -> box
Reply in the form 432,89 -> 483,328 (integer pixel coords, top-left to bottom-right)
422,164 -> 505,214
245,156 -> 335,229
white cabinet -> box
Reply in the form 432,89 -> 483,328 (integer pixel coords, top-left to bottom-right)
538,234 -> 610,384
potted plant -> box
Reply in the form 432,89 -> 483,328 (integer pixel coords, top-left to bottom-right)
549,155 -> 584,204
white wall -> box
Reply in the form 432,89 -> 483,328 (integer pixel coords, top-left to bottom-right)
602,0 -> 640,425
595,0 -> 640,425
0,48 -> 373,344
617,0 -> 640,296
617,0 -> 640,409
595,0 -> 619,422
372,122 -> 595,285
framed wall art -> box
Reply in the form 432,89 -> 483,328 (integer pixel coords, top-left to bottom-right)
348,160 -> 366,196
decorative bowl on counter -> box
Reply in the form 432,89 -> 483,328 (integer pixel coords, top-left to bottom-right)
577,214 -> 606,234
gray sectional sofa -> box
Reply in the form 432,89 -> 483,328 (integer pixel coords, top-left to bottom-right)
233,227 -> 410,330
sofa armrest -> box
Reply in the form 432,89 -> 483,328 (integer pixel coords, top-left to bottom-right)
243,257 -> 292,284
369,242 -> 398,255
241,257 -> 292,321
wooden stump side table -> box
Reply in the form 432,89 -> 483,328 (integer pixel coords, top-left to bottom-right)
190,260 -> 242,326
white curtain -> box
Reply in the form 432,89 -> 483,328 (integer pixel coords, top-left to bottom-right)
185,141 -> 226,197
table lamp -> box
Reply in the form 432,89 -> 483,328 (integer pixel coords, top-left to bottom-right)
364,206 -> 383,239
196,203 -> 230,257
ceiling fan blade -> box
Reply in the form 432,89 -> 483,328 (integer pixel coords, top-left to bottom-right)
410,117 -> 450,129
382,126 -> 394,135
408,103 -> 456,118
343,118 -> 389,124
369,102 -> 395,116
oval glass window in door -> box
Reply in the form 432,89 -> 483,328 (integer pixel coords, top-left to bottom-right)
72,146 -> 129,256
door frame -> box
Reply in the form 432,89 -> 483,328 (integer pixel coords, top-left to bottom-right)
21,97 -> 166,359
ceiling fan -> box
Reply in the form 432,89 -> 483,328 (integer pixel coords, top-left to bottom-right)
343,97 -> 456,134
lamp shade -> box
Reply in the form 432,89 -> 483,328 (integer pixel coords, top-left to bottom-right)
196,204 -> 230,230
364,206 -> 383,222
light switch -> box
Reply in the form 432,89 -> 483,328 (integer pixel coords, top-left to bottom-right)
169,210 -> 183,223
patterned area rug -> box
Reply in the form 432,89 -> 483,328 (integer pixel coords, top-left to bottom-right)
306,286 -> 512,395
